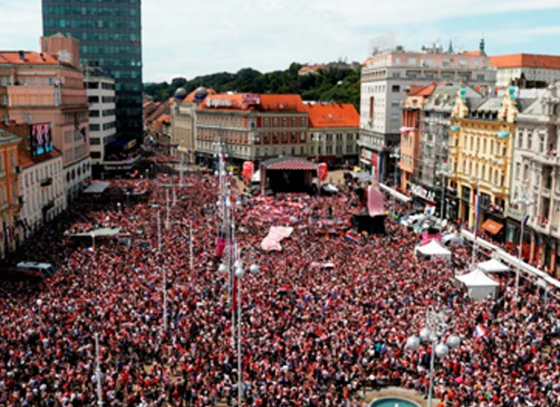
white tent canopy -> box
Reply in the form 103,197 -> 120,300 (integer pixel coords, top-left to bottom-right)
414,239 -> 451,260
379,183 -> 412,203
478,258 -> 510,273
455,268 -> 499,300
83,182 -> 110,194
65,227 -> 121,238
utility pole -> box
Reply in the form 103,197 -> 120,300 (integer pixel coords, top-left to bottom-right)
95,333 -> 103,406
157,210 -> 162,254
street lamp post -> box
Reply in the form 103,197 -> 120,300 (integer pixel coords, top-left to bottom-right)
389,147 -> 401,217
512,186 -> 536,299
95,332 -> 103,406
406,306 -> 461,407
162,265 -> 167,334
436,162 -> 452,226
470,177 -> 481,267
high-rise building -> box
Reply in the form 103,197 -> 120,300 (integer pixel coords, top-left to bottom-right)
42,0 -> 143,142
359,41 -> 495,182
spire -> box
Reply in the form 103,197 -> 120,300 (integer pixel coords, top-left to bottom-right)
448,40 -> 454,54
479,36 -> 486,55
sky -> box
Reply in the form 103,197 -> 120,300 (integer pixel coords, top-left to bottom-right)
1,0 -> 560,83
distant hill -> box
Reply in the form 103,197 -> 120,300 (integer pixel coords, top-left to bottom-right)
143,63 -> 361,109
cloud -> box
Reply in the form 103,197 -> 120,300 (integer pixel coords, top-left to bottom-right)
2,1 -> 560,82
142,0 -> 560,81
0,0 -> 42,50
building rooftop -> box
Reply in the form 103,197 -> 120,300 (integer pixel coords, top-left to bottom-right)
490,54 -> 560,70
304,103 -> 359,128
198,93 -> 307,113
0,51 -> 60,66
0,128 -> 22,144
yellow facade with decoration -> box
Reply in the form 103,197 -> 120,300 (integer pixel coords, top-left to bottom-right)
448,88 -> 518,231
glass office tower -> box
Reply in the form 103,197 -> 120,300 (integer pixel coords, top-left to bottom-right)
42,0 -> 143,142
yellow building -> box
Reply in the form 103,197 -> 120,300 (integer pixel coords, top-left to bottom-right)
448,87 -> 526,235
0,128 -> 22,258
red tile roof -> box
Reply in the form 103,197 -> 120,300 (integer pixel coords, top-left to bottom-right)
156,114 -> 171,124
0,51 -> 60,65
304,103 -> 359,128
490,54 -> 560,69
409,83 -> 437,97
198,94 -> 307,113
462,50 -> 482,56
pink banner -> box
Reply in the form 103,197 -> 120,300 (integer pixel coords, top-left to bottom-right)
367,186 -> 385,217
216,237 -> 226,258
261,226 -> 294,251
421,232 -> 442,246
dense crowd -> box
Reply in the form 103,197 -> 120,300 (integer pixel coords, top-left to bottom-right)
0,161 -> 559,407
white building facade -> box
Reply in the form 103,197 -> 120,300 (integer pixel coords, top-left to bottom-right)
19,152 -> 66,236
491,54 -> 560,89
85,74 -> 117,165
359,42 -> 495,182
510,84 -> 560,274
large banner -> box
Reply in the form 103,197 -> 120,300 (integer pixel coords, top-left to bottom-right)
261,226 -> 294,251
367,185 -> 385,217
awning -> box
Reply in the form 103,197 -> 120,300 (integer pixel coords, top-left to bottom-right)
379,183 -> 412,203
262,156 -> 318,171
481,219 -> 503,235
83,182 -> 110,194
265,160 -> 317,171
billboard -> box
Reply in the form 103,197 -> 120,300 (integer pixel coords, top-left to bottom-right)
30,123 -> 53,157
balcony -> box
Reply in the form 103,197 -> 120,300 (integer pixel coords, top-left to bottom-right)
530,217 -> 550,235
533,152 -> 560,166
7,85 -> 87,108
40,177 -> 53,187
490,185 -> 508,195
42,200 -> 55,212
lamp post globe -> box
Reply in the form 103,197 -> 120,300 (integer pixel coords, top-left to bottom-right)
234,260 -> 243,269
446,334 -> 461,349
249,264 -> 259,274
218,264 -> 228,275
435,343 -> 449,358
36,299 -> 43,306
420,327 -> 432,342
406,335 -> 420,350
235,267 -> 245,278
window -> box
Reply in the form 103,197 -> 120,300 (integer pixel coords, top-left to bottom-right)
515,163 -> 521,180
89,137 -> 101,145
408,58 -> 417,64
88,96 -> 99,104
369,97 -> 375,119
89,124 -> 100,131
90,152 -> 101,159
539,135 -> 545,153
89,110 -> 100,118
392,72 -> 401,78
391,85 -> 400,93
527,133 -> 532,150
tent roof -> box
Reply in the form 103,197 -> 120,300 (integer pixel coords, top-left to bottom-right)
261,156 -> 318,171
415,239 -> 451,256
478,258 -> 510,273
455,268 -> 499,287
65,227 -> 121,238
83,182 -> 110,194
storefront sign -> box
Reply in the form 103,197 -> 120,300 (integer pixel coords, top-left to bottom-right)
505,205 -> 523,221
206,98 -> 233,108
411,183 -> 436,202
242,94 -> 261,105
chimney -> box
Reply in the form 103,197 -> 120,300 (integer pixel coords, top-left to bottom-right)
18,51 -> 25,61
40,53 -> 45,62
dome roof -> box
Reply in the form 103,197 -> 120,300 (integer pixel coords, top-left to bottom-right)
174,87 -> 187,99
194,86 -> 209,100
